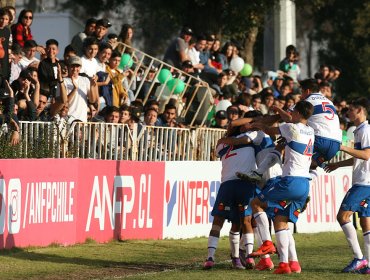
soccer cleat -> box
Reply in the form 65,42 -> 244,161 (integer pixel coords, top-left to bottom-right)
203,257 -> 215,269
245,258 -> 255,269
239,249 -> 247,267
289,260 -> 302,273
236,171 -> 262,183
273,262 -> 292,274
342,257 -> 368,273
248,240 -> 276,257
255,257 -> 274,271
231,257 -> 245,269
357,266 -> 370,274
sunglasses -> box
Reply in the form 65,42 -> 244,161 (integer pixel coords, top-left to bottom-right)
23,16 -> 33,20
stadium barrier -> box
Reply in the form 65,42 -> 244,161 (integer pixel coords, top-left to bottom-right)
9,121 -> 351,162
0,159 -> 351,249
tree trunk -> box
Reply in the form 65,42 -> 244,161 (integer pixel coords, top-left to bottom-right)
242,26 -> 258,66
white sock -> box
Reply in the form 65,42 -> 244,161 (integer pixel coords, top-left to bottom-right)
245,233 -> 254,255
207,235 -> 219,260
254,226 -> 270,258
256,151 -> 281,175
341,222 -> 363,259
253,212 -> 271,242
287,229 -> 298,261
276,229 -> 289,263
364,231 -> 370,266
240,233 -> 247,251
229,231 -> 240,258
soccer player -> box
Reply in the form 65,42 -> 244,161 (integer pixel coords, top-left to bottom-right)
248,100 -> 315,274
238,78 -> 341,182
203,126 -> 258,270
325,97 -> 370,274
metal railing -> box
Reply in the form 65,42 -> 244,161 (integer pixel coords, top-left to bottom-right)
116,43 -> 215,126
3,121 -> 352,163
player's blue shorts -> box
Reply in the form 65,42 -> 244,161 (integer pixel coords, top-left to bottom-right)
340,184 -> 370,217
211,179 -> 256,224
257,176 -> 310,223
312,136 -> 341,167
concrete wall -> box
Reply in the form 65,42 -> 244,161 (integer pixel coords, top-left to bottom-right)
31,13 -> 84,59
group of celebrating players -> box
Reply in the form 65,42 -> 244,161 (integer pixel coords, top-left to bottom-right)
203,78 -> 370,274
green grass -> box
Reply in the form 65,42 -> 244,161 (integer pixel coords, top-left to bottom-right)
0,232 -> 367,279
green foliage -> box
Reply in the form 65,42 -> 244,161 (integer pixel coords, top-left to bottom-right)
310,1 -> 370,98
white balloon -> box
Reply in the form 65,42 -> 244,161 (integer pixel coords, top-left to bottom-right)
230,56 -> 245,73
215,100 -> 232,112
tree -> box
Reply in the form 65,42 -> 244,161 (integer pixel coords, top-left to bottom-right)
131,0 -> 279,66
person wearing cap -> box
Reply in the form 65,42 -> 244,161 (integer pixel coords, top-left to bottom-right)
71,18 -> 97,56
211,110 -> 228,129
94,18 -> 111,43
57,55 -> 98,123
19,39 -> 40,70
163,26 -> 193,69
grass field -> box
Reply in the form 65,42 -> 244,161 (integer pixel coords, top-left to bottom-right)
0,232 -> 367,279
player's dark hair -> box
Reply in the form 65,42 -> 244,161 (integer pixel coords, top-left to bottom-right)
351,97 -> 369,117
294,100 -> 314,120
299,78 -> 319,93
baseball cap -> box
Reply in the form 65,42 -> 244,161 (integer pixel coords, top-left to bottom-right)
182,60 -> 193,69
181,26 -> 193,35
215,110 -> 227,119
96,18 -> 112,28
68,56 -> 82,66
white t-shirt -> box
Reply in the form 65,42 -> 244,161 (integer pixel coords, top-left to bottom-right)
61,76 -> 91,123
304,93 -> 342,142
80,56 -> 99,77
352,121 -> 370,186
19,56 -> 40,70
216,133 -> 257,182
279,122 -> 314,178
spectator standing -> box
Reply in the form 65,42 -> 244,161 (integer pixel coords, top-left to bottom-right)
94,18 -> 111,44
80,37 -> 100,77
11,9 -> 33,47
116,23 -> 134,54
71,18 -> 96,56
59,56 -> 97,122
37,39 -> 60,98
0,8 -> 11,80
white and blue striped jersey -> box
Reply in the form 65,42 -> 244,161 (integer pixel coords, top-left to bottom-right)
279,122 -> 315,178
246,130 -> 283,182
353,121 -> 370,186
216,133 -> 257,183
304,93 -> 342,142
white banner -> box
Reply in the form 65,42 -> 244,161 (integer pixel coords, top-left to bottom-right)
163,162 -> 353,238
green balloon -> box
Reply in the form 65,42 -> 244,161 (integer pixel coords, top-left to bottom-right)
240,63 -> 253,76
158,69 -> 173,84
167,78 -> 185,94
118,53 -> 133,70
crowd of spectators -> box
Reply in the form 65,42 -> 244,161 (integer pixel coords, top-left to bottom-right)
0,6 -> 358,149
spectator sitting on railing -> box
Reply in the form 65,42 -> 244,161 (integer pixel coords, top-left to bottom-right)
163,26 -> 193,69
